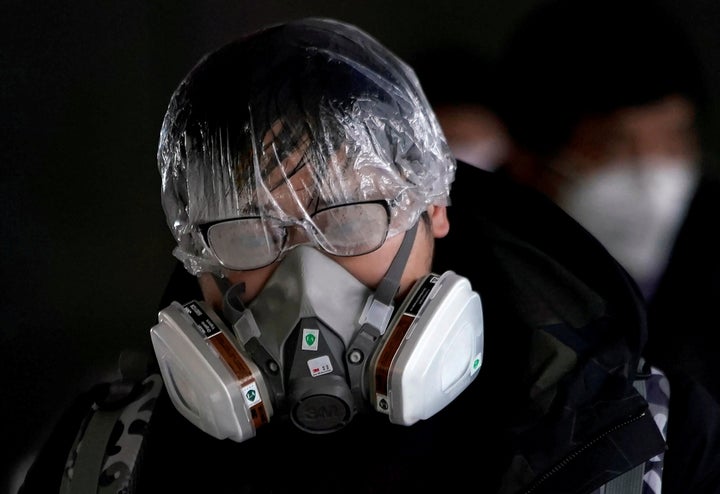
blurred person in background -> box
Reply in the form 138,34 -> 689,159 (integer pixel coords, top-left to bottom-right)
411,47 -> 509,171
492,0 -> 720,402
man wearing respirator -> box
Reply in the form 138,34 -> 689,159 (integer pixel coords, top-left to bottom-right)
20,17 -> 720,494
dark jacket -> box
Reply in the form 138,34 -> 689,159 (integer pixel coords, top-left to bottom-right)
20,162 -> 720,494
645,172 -> 720,404
436,162 -> 720,493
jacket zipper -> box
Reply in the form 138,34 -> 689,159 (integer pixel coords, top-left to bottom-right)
522,410 -> 649,494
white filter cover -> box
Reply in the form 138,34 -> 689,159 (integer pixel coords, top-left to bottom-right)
150,302 -> 257,442
388,273 -> 483,425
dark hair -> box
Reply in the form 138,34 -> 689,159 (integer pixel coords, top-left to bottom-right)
157,18 -> 455,274
161,19 -> 413,186
493,0 -> 706,156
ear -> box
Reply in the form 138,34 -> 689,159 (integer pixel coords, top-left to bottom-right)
427,205 -> 450,238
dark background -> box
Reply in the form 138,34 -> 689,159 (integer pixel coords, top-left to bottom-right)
2,1 -> 719,492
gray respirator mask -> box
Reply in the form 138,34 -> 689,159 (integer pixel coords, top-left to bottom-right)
150,223 -> 484,443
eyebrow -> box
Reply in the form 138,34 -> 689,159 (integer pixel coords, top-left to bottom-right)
263,123 -> 313,190
266,149 -> 313,194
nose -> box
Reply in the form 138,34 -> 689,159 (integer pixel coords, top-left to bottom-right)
625,130 -> 674,163
284,221 -> 315,252
618,95 -> 698,163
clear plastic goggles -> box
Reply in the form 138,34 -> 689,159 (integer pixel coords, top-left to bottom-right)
199,200 -> 391,271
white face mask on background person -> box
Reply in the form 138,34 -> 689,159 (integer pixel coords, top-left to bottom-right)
556,157 -> 699,297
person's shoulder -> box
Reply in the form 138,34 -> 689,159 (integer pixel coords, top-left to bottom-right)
676,169 -> 720,237
448,160 -> 594,246
443,160 -> 645,314
451,161 -> 564,213
695,169 -> 720,201
18,358 -> 166,494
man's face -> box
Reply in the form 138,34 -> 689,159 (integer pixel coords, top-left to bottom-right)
199,207 -> 449,312
197,121 -> 450,310
544,94 -> 699,198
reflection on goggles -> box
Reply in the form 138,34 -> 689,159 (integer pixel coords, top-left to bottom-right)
199,200 -> 391,270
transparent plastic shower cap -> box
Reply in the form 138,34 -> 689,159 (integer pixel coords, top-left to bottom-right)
158,17 -> 456,275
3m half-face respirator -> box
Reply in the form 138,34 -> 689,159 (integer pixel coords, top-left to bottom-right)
150,225 -> 484,443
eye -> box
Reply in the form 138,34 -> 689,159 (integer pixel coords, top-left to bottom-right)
312,202 -> 389,256
205,218 -> 287,270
